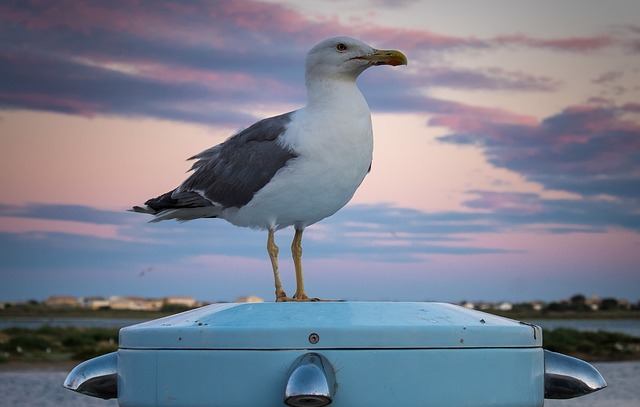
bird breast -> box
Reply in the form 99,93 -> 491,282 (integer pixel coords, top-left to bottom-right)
227,96 -> 373,230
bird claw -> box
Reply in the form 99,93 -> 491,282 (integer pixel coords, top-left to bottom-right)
275,294 -> 318,302
275,290 -> 289,302
276,297 -> 311,302
275,295 -> 340,302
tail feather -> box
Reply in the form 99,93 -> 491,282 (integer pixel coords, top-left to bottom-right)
131,190 -> 222,221
149,207 -> 222,222
130,206 -> 157,215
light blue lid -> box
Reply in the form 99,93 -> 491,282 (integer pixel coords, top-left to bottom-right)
119,302 -> 541,350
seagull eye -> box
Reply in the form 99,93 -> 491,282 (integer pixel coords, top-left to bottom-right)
336,43 -> 347,52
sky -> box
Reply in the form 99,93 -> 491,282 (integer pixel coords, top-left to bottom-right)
1,0 -> 639,303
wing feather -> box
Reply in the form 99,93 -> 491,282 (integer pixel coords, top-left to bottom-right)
133,112 -> 297,217
178,112 -> 297,208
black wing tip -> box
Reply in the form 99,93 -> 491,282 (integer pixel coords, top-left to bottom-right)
130,205 -> 157,215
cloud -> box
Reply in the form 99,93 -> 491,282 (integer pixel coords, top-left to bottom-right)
592,70 -> 624,85
462,190 -> 639,233
0,203 -> 129,225
463,191 -> 544,216
0,202 -> 513,263
416,66 -> 559,92
437,103 -> 640,204
0,0 -> 323,126
1,200 -> 637,301
0,202 -> 509,301
0,0 -> 624,126
622,25 -> 640,53
1,195 -> 637,303
491,34 -> 614,52
4,198 -> 636,273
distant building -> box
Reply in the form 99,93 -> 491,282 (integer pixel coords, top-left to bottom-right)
109,296 -> 162,311
45,296 -> 78,307
478,303 -> 493,311
585,294 -> 601,311
618,298 -> 631,310
530,301 -> 545,311
81,296 -> 110,310
235,295 -> 264,303
494,302 -> 513,312
164,296 -> 197,308
460,301 -> 475,309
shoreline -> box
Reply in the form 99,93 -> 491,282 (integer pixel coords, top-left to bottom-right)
2,304 -> 640,321
2,312 -> 638,368
0,360 -> 78,372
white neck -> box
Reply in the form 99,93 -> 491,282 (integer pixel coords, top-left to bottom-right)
305,77 -> 367,111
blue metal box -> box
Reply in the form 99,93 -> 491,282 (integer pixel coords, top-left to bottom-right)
65,302 -> 606,406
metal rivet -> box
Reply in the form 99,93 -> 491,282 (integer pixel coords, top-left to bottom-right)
308,333 -> 319,344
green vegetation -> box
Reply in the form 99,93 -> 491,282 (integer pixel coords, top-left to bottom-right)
540,294 -> 638,313
2,293 -> 638,320
0,326 -> 118,365
0,303 -> 178,319
1,325 -> 638,366
491,308 -> 640,320
484,294 -> 639,320
1,294 -> 638,366
544,327 -> 640,361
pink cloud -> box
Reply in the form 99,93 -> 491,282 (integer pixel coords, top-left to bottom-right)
427,101 -> 538,134
416,66 -> 559,92
561,104 -> 640,134
0,0 -> 631,130
464,191 -> 544,215
364,27 -> 487,50
592,70 -> 624,84
17,0 -> 614,60
351,27 -> 617,55
622,25 -> 640,52
622,102 -> 640,112
492,33 -> 614,52
0,0 -> 322,49
129,63 -> 297,97
0,92 -> 103,116
437,103 -> 640,199
0,216 -> 131,241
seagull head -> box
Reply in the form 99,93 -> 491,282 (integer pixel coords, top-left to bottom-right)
305,36 -> 407,83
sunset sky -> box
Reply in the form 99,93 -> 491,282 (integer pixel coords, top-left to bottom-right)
1,0 -> 639,303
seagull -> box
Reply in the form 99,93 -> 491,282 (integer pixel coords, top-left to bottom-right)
132,36 -> 407,301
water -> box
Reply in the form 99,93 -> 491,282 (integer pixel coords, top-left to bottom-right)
544,360 -> 640,407
0,370 -> 118,407
0,361 -> 638,406
531,319 -> 640,337
0,318 -> 149,330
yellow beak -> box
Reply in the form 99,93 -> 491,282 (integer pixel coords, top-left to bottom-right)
358,49 -> 408,66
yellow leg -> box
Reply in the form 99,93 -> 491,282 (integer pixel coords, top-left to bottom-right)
291,228 -> 309,300
267,229 -> 287,301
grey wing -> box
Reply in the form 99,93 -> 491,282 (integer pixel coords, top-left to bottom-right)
177,112 -> 298,208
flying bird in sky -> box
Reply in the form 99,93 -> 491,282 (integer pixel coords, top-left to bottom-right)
133,37 -> 407,301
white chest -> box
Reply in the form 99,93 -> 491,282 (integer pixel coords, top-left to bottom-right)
228,93 -> 374,230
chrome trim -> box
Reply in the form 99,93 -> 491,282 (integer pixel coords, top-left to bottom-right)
285,353 -> 335,407
63,352 -> 117,399
544,350 -> 607,399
